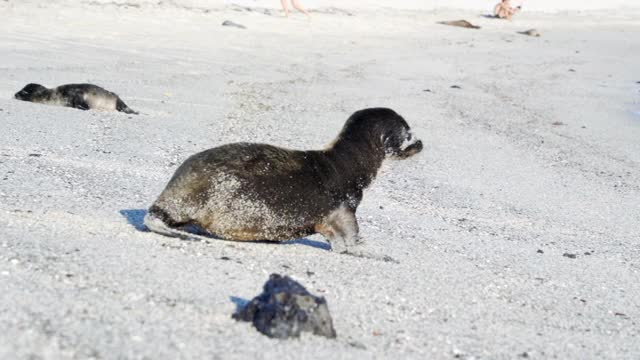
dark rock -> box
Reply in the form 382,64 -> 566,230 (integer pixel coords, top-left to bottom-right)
28,153 -> 42,157
568,69 -> 576,72
563,253 -> 577,259
518,29 -> 540,37
438,20 -> 481,29
537,249 -> 544,254
220,256 -> 231,260
233,274 -> 336,339
450,85 -> 461,89
222,20 -> 246,29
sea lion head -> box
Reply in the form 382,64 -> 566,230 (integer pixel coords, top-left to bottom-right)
339,108 -> 423,159
382,119 -> 423,159
14,83 -> 48,101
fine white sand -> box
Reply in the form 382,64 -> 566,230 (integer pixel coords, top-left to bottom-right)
1,1 -> 639,359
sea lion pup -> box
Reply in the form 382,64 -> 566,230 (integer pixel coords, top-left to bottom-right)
14,83 -> 138,114
144,108 -> 423,254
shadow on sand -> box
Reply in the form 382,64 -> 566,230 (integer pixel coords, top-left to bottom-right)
281,238 -> 331,251
230,296 -> 250,313
120,209 -> 148,231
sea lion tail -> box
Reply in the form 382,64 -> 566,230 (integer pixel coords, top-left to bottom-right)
116,98 -> 139,115
144,206 -> 210,242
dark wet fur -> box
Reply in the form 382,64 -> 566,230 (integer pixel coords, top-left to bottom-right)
14,83 -> 138,114
147,108 -> 422,241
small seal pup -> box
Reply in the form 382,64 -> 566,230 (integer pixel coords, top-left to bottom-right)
144,108 -> 423,254
438,20 -> 481,29
14,83 -> 138,114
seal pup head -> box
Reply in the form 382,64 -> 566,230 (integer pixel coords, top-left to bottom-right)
334,107 -> 423,160
14,83 -> 48,101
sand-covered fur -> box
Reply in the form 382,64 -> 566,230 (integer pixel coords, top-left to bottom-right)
14,83 -> 137,114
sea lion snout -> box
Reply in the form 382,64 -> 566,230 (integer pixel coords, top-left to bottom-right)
387,126 -> 423,159
14,90 -> 29,100
397,139 -> 423,159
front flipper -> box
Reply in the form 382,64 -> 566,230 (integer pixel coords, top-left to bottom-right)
315,205 -> 361,253
315,205 -> 398,263
71,96 -> 90,111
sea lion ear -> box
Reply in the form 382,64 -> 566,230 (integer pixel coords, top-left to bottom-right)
381,131 -> 393,152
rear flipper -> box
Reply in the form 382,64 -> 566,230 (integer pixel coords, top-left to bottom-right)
116,98 -> 139,115
143,209 -> 212,242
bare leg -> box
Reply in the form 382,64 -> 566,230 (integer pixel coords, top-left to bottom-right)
291,0 -> 310,17
280,0 -> 289,17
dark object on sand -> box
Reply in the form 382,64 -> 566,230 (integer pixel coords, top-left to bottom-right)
519,29 -> 541,37
438,20 -> 481,29
14,83 -> 137,114
222,20 -> 246,29
563,253 -> 577,259
233,274 -> 336,339
450,85 -> 462,89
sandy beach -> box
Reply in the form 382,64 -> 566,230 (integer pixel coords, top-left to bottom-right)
1,1 -> 639,358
